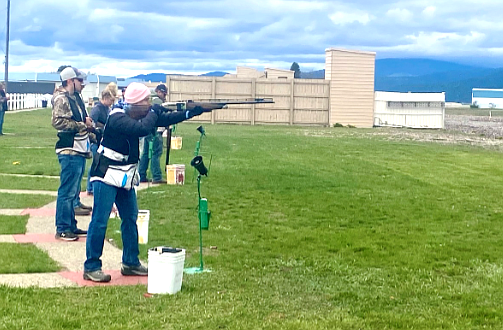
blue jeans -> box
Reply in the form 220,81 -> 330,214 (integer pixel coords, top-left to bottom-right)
0,110 -> 5,134
84,181 -> 140,272
55,154 -> 86,233
72,157 -> 87,209
86,143 -> 99,193
139,132 -> 163,181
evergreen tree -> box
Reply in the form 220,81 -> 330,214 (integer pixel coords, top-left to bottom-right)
290,62 -> 301,78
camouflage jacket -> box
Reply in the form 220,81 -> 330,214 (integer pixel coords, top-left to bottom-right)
51,86 -> 87,133
51,86 -> 95,156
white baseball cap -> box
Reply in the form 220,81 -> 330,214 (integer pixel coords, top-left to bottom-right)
60,67 -> 78,82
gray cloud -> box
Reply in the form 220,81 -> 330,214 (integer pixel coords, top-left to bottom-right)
2,0 -> 503,76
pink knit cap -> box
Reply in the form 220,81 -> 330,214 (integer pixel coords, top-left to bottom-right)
124,82 -> 151,104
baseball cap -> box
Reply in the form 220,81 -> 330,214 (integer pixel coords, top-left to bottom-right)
155,84 -> 168,93
75,69 -> 87,84
60,67 -> 78,81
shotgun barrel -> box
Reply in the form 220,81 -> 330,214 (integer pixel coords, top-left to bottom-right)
161,98 -> 274,111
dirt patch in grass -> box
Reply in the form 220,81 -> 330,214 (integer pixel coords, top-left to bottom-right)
445,114 -> 503,139
382,114 -> 503,151
304,114 -> 503,152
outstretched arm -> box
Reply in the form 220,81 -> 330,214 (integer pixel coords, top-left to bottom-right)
153,105 -> 213,127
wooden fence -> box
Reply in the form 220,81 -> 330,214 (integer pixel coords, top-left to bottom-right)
157,76 -> 330,126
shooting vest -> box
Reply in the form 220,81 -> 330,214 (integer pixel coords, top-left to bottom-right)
54,93 -> 90,155
89,109 -> 140,190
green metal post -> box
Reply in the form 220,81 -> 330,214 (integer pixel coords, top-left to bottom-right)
198,176 -> 204,271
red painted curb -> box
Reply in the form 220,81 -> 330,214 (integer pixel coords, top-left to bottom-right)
13,233 -> 86,243
59,270 -> 148,287
20,208 -> 56,216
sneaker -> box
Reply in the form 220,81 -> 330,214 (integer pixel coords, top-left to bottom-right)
74,206 -> 91,216
73,228 -> 87,236
121,263 -> 148,276
152,179 -> 167,184
55,231 -> 79,241
79,203 -> 93,211
140,178 -> 149,183
83,270 -> 111,282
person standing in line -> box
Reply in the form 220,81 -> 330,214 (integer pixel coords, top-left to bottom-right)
83,82 -> 212,282
51,67 -> 95,241
0,83 -> 10,135
138,84 -> 169,184
85,88 -> 116,195
72,69 -> 94,216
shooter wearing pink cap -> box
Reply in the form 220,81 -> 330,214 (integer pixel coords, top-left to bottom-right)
83,82 -> 211,282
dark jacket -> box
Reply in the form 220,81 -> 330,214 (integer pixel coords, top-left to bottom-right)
0,90 -> 7,111
90,102 -> 110,128
98,108 -> 187,165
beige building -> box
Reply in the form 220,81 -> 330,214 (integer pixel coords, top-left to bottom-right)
325,48 -> 376,128
235,66 -> 265,78
225,66 -> 294,80
264,68 -> 294,79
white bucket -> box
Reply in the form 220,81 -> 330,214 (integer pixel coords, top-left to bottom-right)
137,210 -> 150,244
148,247 -> 186,294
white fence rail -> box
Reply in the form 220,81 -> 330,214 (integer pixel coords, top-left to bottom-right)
7,93 -> 50,110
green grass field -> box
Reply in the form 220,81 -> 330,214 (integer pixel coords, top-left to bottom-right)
0,215 -> 29,234
446,107 -> 503,117
1,109 -> 503,329
0,243 -> 61,274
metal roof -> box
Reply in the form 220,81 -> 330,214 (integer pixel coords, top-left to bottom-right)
472,89 -> 503,99
86,75 -> 117,83
325,47 -> 376,56
5,72 -> 37,81
36,73 -> 60,82
1,72 -> 118,84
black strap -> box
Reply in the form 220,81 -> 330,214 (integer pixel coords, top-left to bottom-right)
67,95 -> 83,122
74,93 -> 88,119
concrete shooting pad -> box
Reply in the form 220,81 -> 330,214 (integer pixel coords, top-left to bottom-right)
0,186 -> 152,288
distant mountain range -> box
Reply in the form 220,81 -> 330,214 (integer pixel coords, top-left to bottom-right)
130,59 -> 503,103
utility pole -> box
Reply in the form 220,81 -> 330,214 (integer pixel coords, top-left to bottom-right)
4,0 -> 10,90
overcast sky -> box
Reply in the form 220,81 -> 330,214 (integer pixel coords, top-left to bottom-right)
0,0 -> 502,77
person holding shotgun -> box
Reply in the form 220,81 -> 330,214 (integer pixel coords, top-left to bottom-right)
83,82 -> 213,282
138,84 -> 168,184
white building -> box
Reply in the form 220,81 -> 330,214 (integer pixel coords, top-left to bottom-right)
374,91 -> 445,129
472,88 -> 503,109
81,75 -> 117,104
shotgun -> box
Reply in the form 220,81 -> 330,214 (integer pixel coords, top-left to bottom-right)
161,98 -> 274,112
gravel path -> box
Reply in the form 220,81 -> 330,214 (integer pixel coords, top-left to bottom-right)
303,113 -> 503,151
445,114 -> 503,139
367,114 -> 503,151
